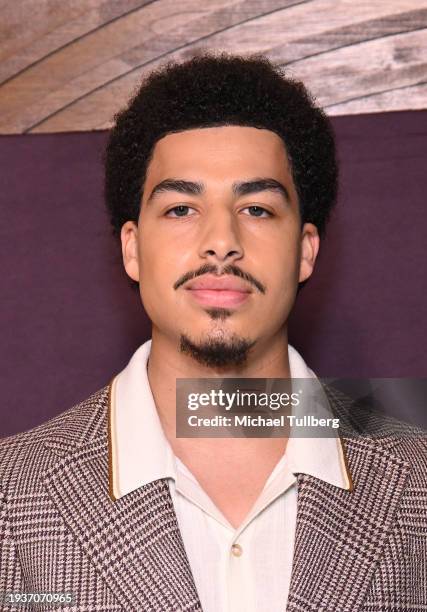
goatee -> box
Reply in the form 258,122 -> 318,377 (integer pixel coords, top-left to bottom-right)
180,334 -> 255,368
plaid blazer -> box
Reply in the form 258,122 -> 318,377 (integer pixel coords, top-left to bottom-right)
1,382 -> 426,612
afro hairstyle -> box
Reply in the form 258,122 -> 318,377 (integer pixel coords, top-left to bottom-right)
104,51 -> 338,261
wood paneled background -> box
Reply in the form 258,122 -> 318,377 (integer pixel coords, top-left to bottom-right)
0,0 -> 426,134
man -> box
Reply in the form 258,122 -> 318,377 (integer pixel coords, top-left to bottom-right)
0,53 -> 425,612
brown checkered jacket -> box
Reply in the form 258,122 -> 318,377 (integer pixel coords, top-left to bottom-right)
1,382 -> 426,611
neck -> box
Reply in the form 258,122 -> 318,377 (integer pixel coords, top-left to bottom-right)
146,326 -> 291,436
146,327 -> 292,528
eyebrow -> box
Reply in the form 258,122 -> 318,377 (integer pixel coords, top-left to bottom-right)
146,177 -> 290,204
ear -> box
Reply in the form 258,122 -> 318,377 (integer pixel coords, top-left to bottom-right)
299,223 -> 320,283
121,221 -> 140,282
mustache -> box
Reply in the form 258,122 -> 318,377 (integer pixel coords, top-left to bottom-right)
174,263 -> 266,294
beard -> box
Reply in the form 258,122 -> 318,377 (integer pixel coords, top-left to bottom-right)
179,333 -> 255,368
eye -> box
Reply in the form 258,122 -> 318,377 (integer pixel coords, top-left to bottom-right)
241,205 -> 272,218
165,205 -> 196,217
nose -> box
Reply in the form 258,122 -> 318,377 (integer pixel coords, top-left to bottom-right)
198,208 -> 244,264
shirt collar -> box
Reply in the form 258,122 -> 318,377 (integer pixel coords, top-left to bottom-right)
108,339 -> 352,501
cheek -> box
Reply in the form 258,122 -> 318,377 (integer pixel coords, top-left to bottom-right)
261,237 -> 300,277
138,225 -> 168,276
259,242 -> 300,304
137,235 -> 186,303
139,221 -> 196,277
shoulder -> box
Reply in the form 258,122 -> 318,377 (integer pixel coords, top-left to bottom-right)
325,383 -> 427,479
0,384 -> 110,496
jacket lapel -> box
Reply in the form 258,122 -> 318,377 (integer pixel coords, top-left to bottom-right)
40,384 -> 411,612
286,391 -> 411,611
41,395 -> 202,611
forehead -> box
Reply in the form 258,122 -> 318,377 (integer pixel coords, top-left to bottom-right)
145,126 -> 291,184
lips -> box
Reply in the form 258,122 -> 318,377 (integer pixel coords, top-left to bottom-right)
185,275 -> 252,292
185,274 -> 253,308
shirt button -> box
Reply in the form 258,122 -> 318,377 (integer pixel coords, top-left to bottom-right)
231,543 -> 243,557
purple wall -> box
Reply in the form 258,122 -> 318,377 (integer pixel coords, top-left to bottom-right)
1,110 -> 426,437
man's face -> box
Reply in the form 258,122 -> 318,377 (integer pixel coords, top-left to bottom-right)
121,126 -> 319,367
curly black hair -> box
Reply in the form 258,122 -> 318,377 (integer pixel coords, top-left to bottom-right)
104,51 -> 338,257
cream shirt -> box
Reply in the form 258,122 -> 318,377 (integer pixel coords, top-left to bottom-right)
108,340 -> 351,612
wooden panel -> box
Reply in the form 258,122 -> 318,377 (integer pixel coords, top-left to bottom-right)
0,1 -> 154,84
0,0 -> 426,133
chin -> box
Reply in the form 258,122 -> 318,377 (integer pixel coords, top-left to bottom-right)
179,331 -> 256,369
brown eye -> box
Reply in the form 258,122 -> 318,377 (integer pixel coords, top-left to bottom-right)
242,206 -> 271,217
166,205 -> 195,217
